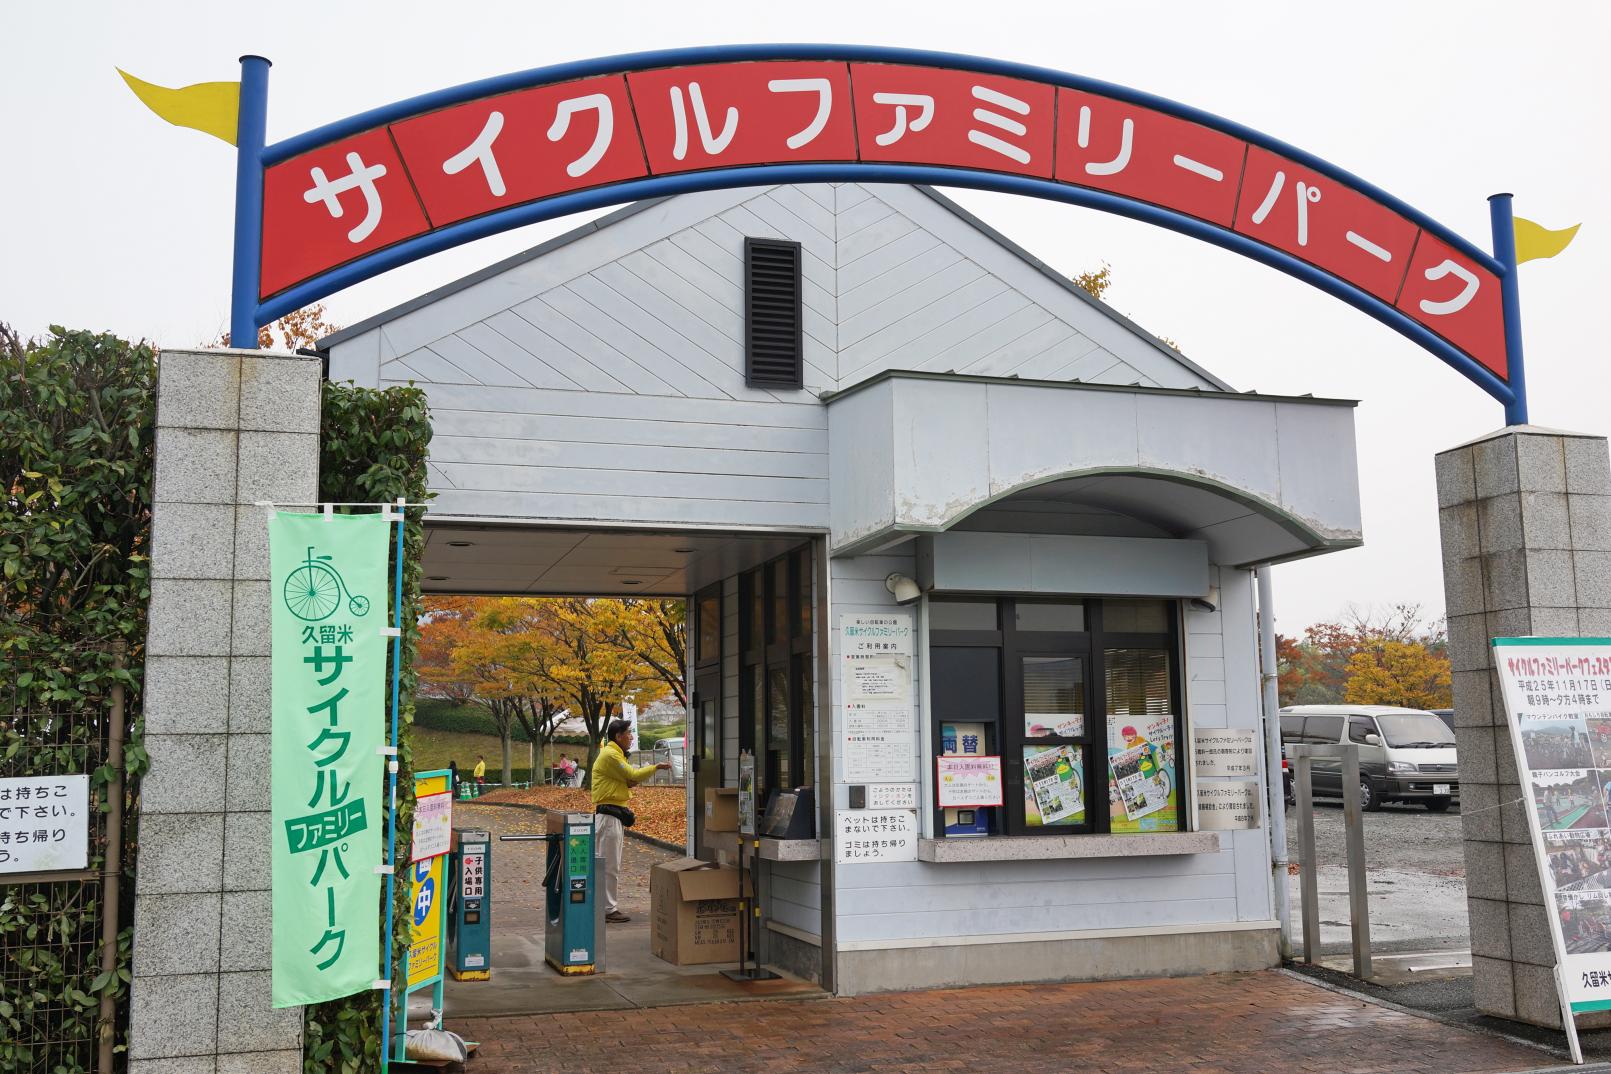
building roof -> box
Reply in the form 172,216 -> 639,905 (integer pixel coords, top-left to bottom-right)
319,184 -> 1229,392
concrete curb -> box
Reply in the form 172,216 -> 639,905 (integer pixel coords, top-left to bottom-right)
457,797 -> 689,854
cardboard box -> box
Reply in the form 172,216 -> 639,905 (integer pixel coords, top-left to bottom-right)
704,787 -> 740,832
649,857 -> 752,965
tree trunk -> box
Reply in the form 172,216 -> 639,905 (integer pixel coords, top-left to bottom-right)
500,727 -> 513,787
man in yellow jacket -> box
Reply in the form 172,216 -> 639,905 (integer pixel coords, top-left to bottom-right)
591,718 -> 669,923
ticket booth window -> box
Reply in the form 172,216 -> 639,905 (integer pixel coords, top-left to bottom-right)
740,546 -> 814,798
929,597 -> 1185,837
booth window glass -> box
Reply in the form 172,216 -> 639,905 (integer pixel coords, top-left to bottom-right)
929,597 -> 1184,838
740,546 -> 814,795
696,590 -> 721,668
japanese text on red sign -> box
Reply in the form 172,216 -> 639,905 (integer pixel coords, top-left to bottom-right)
260,60 -> 1503,380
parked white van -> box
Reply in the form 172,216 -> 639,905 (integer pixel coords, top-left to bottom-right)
1278,705 -> 1459,812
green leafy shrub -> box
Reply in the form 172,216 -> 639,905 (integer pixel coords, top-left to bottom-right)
0,326 -> 154,1071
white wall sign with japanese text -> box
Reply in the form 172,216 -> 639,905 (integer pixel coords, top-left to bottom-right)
1195,780 -> 1261,830
840,612 -> 916,784
1493,637 -> 1611,1019
411,790 -> 453,862
834,809 -> 918,865
0,774 -> 89,873
1192,727 -> 1259,780
865,783 -> 917,810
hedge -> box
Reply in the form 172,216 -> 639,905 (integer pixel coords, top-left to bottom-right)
0,327 -> 155,1071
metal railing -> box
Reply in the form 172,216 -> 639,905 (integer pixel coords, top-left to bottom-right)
1289,742 -> 1372,979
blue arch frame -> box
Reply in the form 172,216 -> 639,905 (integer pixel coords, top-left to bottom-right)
231,45 -> 1527,422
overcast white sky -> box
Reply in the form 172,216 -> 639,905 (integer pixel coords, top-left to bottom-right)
4,1 -> 1607,634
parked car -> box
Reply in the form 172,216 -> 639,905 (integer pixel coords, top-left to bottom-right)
654,736 -> 686,780
1278,705 -> 1458,812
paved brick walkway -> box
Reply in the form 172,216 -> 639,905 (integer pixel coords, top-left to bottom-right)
458,969 -> 1554,1074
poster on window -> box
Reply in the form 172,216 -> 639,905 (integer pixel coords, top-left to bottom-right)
1107,715 -> 1178,834
1024,744 -> 1084,826
1492,636 -> 1611,1017
937,755 -> 1003,808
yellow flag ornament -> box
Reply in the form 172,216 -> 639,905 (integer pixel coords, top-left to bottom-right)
118,68 -> 240,146
1513,216 -> 1580,264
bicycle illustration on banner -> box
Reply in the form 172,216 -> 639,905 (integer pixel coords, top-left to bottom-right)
284,544 -> 371,621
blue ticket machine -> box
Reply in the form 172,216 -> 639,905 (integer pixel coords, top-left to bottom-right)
447,828 -> 491,981
544,811 -> 597,975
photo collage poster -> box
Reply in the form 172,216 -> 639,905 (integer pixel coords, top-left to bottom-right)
1107,714 -> 1178,834
1494,638 -> 1611,1013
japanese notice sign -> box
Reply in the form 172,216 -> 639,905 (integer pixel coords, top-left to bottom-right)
841,613 -> 916,784
865,783 -> 917,810
411,790 -> 453,863
1192,728 -> 1259,780
258,59 -> 1506,384
834,809 -> 918,865
269,511 -> 387,1008
1195,781 -> 1261,830
937,755 -> 1003,808
0,774 -> 89,873
1493,637 -> 1611,1017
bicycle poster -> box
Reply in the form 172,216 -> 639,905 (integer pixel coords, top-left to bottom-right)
269,511 -> 389,1007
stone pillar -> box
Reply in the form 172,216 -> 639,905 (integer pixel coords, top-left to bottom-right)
128,349 -> 321,1073
1436,428 -> 1611,1028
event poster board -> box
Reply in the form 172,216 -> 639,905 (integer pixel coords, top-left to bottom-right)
269,511 -> 388,1008
405,771 -> 451,991
0,774 -> 89,873
1493,637 -> 1611,1017
1107,715 -> 1178,834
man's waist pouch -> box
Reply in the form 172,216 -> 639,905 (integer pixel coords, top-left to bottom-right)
596,803 -> 635,828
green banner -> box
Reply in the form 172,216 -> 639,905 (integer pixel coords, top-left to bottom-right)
269,511 -> 389,1008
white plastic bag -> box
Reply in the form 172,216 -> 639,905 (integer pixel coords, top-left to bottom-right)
404,1027 -> 469,1062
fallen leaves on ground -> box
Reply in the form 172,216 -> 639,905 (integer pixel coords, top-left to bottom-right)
477,785 -> 689,849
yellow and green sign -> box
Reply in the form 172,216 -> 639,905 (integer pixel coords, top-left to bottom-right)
270,512 -> 388,1008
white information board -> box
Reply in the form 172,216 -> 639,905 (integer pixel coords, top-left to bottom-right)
1195,780 -> 1261,830
1192,727 -> 1259,780
410,791 -> 453,862
1493,636 -> 1611,1029
0,774 -> 90,873
841,613 -> 916,784
835,809 -> 918,864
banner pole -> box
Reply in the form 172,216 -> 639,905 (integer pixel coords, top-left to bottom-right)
1488,193 -> 1529,427
231,56 -> 270,349
380,499 -> 406,1068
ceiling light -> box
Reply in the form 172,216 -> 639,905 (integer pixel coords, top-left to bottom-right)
674,548 -> 696,554
446,540 -> 474,548
622,579 -> 644,586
